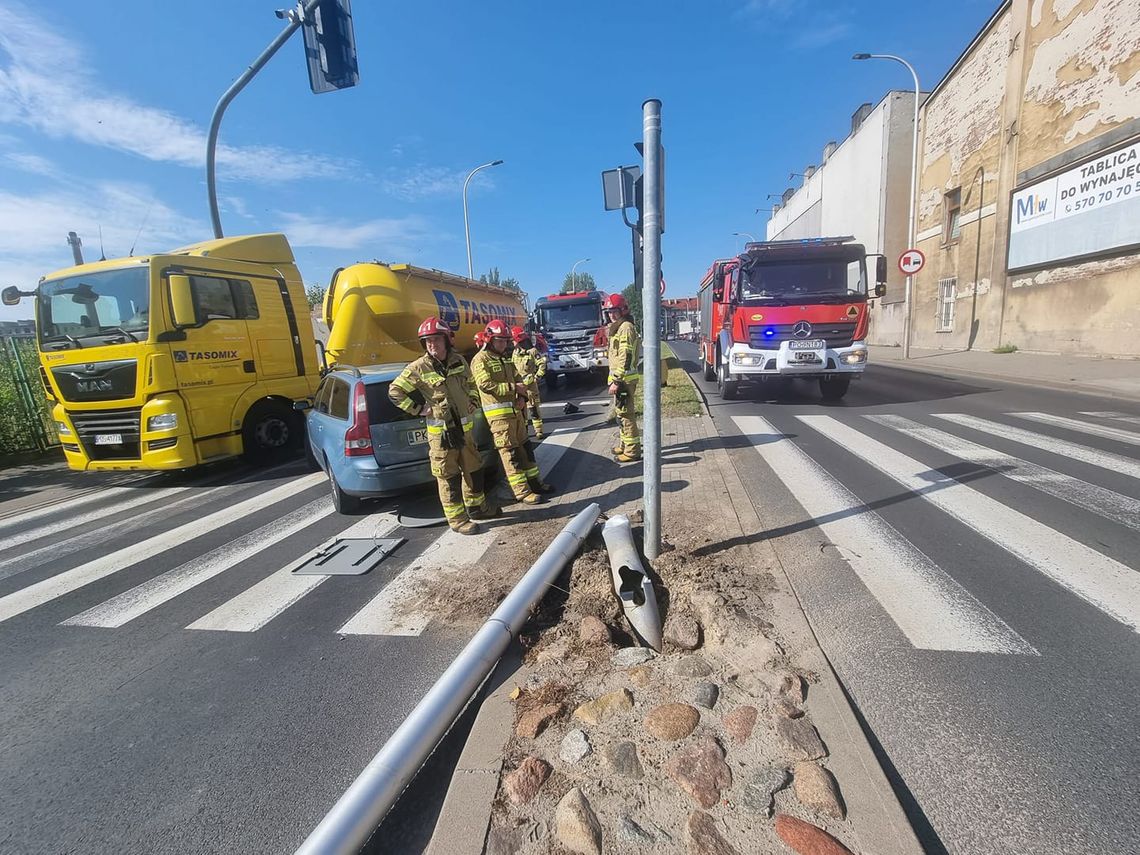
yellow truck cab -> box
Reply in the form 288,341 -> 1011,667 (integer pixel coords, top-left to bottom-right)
13,233 -> 320,471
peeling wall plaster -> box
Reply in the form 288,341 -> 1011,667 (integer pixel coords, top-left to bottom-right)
1011,251 -> 1140,287
1025,0 -> 1140,143
923,15 -> 1010,176
955,278 -> 993,299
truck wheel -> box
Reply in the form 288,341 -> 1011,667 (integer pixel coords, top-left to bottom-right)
243,400 -> 298,463
328,464 -> 361,514
718,362 -> 739,400
703,358 -> 716,381
820,376 -> 851,401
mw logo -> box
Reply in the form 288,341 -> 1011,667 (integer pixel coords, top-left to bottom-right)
1016,193 -> 1049,223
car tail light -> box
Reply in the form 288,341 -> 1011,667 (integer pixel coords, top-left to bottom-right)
344,381 -> 372,456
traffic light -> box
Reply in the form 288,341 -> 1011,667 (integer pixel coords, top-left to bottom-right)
302,0 -> 360,94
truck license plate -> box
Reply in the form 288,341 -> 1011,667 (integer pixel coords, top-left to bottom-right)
94,433 -> 123,446
788,339 -> 826,350
407,428 -> 428,446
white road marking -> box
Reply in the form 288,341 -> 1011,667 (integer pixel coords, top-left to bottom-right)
62,497 -> 335,628
341,425 -> 587,636
187,512 -> 399,633
0,472 -> 326,624
933,414 -> 1140,481
1014,412 -> 1140,447
1080,411 -> 1140,426
800,415 -> 1140,633
733,415 -> 1034,653
868,415 -> 1140,530
0,484 -> 175,546
539,398 -> 611,409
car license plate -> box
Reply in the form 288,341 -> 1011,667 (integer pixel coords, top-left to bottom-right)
407,428 -> 428,446
94,433 -> 123,446
793,352 -> 822,363
788,339 -> 826,350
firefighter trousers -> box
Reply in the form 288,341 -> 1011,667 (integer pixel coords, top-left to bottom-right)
613,380 -> 641,455
429,436 -> 489,525
525,387 -> 544,436
488,413 -> 541,500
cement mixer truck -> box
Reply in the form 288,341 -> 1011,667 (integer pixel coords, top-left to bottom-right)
322,262 -> 526,366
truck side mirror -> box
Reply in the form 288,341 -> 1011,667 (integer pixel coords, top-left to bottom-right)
1,286 -> 22,307
876,256 -> 888,285
875,282 -> 887,298
168,275 -> 197,327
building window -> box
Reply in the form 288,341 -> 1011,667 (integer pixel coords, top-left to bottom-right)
937,277 -> 956,332
943,188 -> 962,244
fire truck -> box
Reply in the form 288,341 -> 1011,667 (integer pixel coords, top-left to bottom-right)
698,237 -> 886,401
532,291 -> 607,384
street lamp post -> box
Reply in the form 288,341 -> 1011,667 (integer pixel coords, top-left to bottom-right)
571,257 -> 590,291
853,52 -> 920,359
733,231 -> 756,246
463,159 -> 504,280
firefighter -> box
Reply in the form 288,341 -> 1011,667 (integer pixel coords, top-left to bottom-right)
603,293 -> 642,462
511,325 -> 547,440
472,319 -> 554,503
388,317 -> 500,535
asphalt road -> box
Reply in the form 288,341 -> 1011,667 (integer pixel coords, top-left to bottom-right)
670,339 -> 1140,855
0,375 -> 611,855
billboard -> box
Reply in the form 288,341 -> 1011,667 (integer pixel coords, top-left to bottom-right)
1008,138 -> 1140,271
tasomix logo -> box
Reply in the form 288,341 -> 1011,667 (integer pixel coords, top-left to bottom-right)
173,350 -> 239,363
432,289 -> 519,333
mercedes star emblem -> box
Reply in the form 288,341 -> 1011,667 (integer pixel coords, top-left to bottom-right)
792,321 -> 813,338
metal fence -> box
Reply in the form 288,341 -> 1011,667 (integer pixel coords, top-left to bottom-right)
0,336 -> 58,457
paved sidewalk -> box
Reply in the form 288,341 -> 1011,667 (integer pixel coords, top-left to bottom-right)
870,344 -> 1140,401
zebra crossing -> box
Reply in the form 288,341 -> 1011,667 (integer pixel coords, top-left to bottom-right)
731,409 -> 1140,648
0,426 -> 584,639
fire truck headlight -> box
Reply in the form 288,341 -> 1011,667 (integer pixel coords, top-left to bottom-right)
732,354 -> 762,366
147,413 -> 179,432
842,350 -> 868,365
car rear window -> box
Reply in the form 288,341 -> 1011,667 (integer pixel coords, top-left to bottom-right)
365,380 -> 419,425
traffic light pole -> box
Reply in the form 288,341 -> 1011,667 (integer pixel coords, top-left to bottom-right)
640,99 -> 663,560
206,0 -> 322,238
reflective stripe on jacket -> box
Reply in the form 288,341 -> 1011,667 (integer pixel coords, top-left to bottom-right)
471,349 -> 518,419
388,350 -> 478,429
607,319 -> 641,384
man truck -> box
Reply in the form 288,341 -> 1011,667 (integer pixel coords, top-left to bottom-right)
532,291 -> 607,384
698,236 -> 887,401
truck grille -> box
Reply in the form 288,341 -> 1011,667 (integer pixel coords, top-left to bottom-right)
68,408 -> 142,461
748,322 -> 856,350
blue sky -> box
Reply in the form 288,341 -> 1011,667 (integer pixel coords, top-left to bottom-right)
0,0 -> 999,321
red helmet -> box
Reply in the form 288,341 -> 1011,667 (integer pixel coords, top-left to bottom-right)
418,317 -> 453,340
473,331 -> 488,348
510,325 -> 530,345
534,333 -> 548,353
484,319 -> 510,339
602,293 -> 628,314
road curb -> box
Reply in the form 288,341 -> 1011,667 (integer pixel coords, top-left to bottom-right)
871,353 -> 1140,403
424,643 -> 524,855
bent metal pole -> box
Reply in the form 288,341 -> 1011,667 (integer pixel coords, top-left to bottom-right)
641,98 -> 663,560
295,502 -> 602,855
205,0 -> 322,239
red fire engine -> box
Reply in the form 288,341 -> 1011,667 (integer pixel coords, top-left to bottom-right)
698,237 -> 887,401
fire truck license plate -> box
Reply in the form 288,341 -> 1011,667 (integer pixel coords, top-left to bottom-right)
788,339 -> 826,350
94,434 -> 123,446
407,428 -> 428,446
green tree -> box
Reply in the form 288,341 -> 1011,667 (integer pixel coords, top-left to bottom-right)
480,267 -> 522,294
305,285 -> 324,310
621,282 -> 644,333
561,271 -> 597,293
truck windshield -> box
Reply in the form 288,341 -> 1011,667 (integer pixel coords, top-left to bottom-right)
741,259 -> 865,303
37,267 -> 150,350
539,302 -> 602,331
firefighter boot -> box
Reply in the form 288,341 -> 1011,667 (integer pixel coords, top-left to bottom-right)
470,500 -> 502,519
614,449 -> 643,463
519,492 -> 544,505
450,518 -> 481,535
528,476 -> 555,495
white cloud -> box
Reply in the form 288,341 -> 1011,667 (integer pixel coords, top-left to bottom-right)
277,211 -> 443,254
4,151 -> 59,177
0,3 -> 353,182
382,165 -> 494,201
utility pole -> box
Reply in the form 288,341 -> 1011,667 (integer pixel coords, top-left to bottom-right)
641,99 -> 663,560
